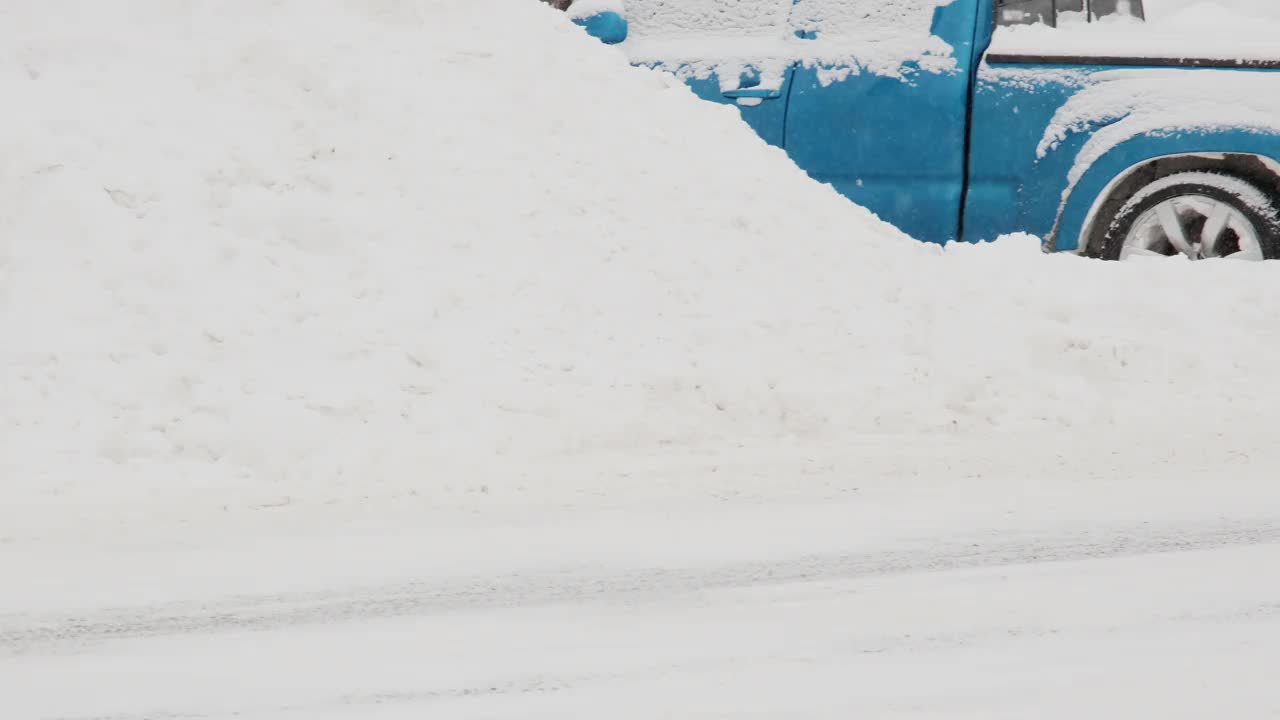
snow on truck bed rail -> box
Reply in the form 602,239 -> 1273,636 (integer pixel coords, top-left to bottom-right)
2,0 -> 1280,544
989,0 -> 1280,60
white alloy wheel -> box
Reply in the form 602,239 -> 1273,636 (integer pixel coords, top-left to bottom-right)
1121,194 -> 1263,260
1094,171 -> 1280,261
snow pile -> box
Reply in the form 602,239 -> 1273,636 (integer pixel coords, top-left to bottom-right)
3,0 -> 1280,543
0,0 -> 920,535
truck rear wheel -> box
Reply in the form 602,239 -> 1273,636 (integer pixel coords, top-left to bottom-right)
1092,172 -> 1280,261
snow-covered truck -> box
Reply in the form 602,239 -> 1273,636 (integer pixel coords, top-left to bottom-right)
571,0 -> 1280,260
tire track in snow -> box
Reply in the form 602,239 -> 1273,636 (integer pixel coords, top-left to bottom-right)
39,679 -> 581,720
32,601 -> 1280,720
3,516 -> 1279,654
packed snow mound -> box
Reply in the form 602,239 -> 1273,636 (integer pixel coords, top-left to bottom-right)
3,0 -> 1280,541
0,0 -> 915,530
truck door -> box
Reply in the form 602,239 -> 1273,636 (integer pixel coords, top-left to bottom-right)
622,0 -> 796,147
783,0 -> 981,243
679,66 -> 796,148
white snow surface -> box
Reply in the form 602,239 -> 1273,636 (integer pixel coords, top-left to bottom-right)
565,0 -> 625,20
3,0 -> 1280,546
4,2 -> 1280,717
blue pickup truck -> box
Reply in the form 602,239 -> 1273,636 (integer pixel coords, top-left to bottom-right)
571,0 -> 1280,260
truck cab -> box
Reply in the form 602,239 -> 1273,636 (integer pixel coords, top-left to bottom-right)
574,0 -> 1280,260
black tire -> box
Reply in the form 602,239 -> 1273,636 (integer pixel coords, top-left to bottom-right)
1089,171 -> 1280,261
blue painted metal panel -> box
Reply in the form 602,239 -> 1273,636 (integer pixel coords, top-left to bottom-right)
573,11 -> 628,44
784,1 -> 980,244
971,0 -> 995,64
963,68 -> 1087,242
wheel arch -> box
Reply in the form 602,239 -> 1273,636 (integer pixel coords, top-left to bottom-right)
1045,131 -> 1280,253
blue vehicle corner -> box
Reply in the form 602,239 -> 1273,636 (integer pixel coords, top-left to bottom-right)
602,0 -> 1280,259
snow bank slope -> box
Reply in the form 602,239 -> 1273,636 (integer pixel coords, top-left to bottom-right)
1,0 -> 917,524
3,1 -> 1279,541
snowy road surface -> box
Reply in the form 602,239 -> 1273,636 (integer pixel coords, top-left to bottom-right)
5,507 -> 1279,719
